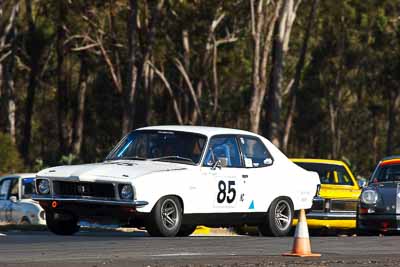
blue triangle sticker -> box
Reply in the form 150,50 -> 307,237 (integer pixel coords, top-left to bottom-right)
249,200 -> 255,210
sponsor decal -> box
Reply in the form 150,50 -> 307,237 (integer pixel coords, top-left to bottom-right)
249,200 -> 255,210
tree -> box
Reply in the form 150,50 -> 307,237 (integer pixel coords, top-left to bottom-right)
56,0 -> 70,157
282,0 -> 319,152
248,0 -> 282,134
266,0 -> 301,147
0,1 -> 20,144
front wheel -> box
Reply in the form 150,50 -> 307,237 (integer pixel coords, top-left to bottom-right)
258,197 -> 293,237
146,196 -> 183,237
46,211 -> 80,236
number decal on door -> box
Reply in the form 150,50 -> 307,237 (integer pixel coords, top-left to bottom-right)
217,180 -> 236,203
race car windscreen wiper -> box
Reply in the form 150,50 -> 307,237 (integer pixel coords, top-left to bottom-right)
151,155 -> 195,165
107,156 -> 147,161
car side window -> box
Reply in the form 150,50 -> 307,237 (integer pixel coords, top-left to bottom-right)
203,136 -> 242,167
22,178 -> 35,199
238,136 -> 272,168
0,179 -> 12,200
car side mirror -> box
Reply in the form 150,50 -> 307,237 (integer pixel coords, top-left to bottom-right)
9,196 -> 17,203
358,179 -> 367,188
211,160 -> 222,170
264,158 -> 273,166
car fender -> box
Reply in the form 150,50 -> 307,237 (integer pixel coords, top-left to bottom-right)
134,169 -> 198,213
15,200 -> 45,225
259,137 -> 319,211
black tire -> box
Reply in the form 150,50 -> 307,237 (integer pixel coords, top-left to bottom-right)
355,219 -> 377,236
177,224 -> 197,237
46,211 -> 80,236
355,210 -> 373,236
258,197 -> 294,237
146,196 -> 183,237
20,217 -> 31,225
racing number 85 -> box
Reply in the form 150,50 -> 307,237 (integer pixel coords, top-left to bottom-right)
217,180 -> 236,203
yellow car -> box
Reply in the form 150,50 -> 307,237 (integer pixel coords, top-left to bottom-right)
292,159 -> 361,229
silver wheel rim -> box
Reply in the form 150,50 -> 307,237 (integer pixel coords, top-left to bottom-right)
274,200 -> 291,231
161,199 -> 179,230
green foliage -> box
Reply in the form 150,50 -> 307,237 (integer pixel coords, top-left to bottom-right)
32,158 -> 47,173
59,154 -> 79,165
1,0 -> 399,178
0,133 -> 23,175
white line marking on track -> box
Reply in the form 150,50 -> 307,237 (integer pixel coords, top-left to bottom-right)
150,252 -> 237,257
151,253 -> 205,257
0,233 -> 6,236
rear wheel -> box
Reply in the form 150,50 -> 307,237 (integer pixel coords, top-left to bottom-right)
146,196 -> 182,237
20,217 -> 31,225
46,211 -> 80,235
177,225 -> 197,237
258,197 -> 293,237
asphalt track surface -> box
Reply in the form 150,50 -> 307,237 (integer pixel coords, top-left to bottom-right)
1,231 -> 400,266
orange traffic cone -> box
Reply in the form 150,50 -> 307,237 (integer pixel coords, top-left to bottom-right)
282,209 -> 321,257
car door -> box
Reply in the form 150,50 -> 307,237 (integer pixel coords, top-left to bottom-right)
8,177 -> 22,223
0,178 -> 13,222
237,135 -> 276,213
201,135 -> 245,214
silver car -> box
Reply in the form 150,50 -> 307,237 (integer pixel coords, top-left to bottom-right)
0,174 -> 45,225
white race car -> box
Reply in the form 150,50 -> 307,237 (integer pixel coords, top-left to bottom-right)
0,174 -> 46,225
33,126 -> 319,236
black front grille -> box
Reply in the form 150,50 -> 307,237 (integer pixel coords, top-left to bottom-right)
53,181 -> 115,199
330,199 -> 357,212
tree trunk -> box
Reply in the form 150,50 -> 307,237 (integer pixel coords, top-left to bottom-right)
71,56 -> 90,156
282,0 -> 318,152
143,59 -> 154,125
329,9 -> 345,159
249,0 -> 282,134
2,2 -> 20,145
122,0 -> 139,135
266,0 -> 301,146
212,40 -> 219,125
56,0 -> 69,156
123,0 -> 164,134
20,0 -> 39,163
329,99 -> 338,159
182,29 -> 190,124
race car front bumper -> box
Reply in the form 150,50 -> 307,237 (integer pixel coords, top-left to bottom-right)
292,211 -> 356,229
33,195 -> 148,207
33,195 -> 149,225
357,213 -> 400,232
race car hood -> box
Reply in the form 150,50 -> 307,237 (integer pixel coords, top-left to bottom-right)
36,160 -> 188,181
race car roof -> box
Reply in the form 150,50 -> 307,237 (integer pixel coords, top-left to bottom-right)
291,158 -> 347,166
137,125 -> 259,138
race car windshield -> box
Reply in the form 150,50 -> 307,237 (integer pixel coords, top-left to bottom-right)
374,164 -> 400,182
106,130 -> 207,165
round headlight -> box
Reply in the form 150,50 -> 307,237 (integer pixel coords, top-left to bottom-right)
120,184 -> 133,200
361,190 -> 378,204
39,210 -> 46,220
38,179 -> 50,194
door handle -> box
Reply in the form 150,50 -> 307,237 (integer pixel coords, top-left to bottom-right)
242,174 -> 248,179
